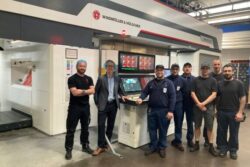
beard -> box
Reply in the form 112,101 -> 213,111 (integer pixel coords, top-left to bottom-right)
224,74 -> 233,80
77,69 -> 85,75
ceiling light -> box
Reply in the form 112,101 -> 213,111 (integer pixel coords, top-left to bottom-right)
233,1 -> 250,10
208,15 -> 250,24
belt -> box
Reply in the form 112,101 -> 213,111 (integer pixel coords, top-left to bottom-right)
107,100 -> 115,104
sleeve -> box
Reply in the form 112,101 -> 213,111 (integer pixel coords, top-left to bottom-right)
118,77 -> 125,96
139,81 -> 151,100
94,77 -> 101,105
191,78 -> 196,92
211,78 -> 218,92
88,76 -> 94,87
167,81 -> 176,112
68,77 -> 76,89
238,81 -> 246,98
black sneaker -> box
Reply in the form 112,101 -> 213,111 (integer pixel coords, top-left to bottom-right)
187,141 -> 194,148
82,144 -> 94,154
219,151 -> 227,158
144,148 -> 157,156
190,141 -> 200,152
204,141 -> 209,148
65,151 -> 72,160
230,152 -> 237,160
209,145 -> 218,157
159,149 -> 166,158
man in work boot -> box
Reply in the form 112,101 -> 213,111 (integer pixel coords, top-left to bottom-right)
190,63 -> 218,157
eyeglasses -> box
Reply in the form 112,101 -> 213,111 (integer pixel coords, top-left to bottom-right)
107,65 -> 114,67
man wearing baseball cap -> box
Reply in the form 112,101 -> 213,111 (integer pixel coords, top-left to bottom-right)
167,64 -> 186,151
181,62 -> 196,148
136,64 -> 176,158
190,63 -> 218,156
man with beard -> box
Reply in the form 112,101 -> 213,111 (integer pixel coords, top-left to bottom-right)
181,63 -> 196,148
136,65 -> 176,158
65,60 -> 95,160
217,64 -> 246,160
190,63 -> 218,156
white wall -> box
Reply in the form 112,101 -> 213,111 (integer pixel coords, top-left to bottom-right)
50,45 -> 99,135
155,55 -> 169,68
222,31 -> 250,49
0,50 -> 11,111
31,45 -> 51,133
175,50 -> 221,76
222,48 -> 250,64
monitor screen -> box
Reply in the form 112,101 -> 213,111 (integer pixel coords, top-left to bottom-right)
119,52 -> 138,72
121,77 -> 142,93
140,76 -> 155,89
139,56 -> 155,71
164,68 -> 171,77
118,52 -> 155,73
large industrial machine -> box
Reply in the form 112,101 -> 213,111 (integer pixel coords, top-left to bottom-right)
117,51 -> 155,148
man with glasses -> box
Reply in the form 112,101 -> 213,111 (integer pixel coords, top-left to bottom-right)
93,60 -> 126,156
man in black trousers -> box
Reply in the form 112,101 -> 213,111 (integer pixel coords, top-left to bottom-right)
93,60 -> 126,156
217,64 -> 246,160
65,59 -> 95,160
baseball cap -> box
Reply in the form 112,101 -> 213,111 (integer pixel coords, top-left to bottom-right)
183,62 -> 192,67
201,63 -> 210,69
171,63 -> 180,69
155,65 -> 165,70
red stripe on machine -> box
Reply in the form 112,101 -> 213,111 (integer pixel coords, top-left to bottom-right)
140,29 -> 210,48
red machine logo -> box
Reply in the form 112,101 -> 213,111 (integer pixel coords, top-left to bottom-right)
93,10 -> 101,20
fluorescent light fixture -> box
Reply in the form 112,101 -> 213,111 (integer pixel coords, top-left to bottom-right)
188,1 -> 250,16
188,12 -> 196,17
233,2 -> 250,10
208,15 -> 250,24
208,5 -> 232,14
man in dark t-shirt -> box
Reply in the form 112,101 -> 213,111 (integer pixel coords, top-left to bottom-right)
190,63 -> 218,157
217,64 -> 246,160
203,59 -> 224,147
65,59 -> 95,160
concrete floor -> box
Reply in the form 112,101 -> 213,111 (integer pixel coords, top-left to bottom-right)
0,115 -> 250,167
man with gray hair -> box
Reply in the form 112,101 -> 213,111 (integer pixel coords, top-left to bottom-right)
65,59 -> 95,160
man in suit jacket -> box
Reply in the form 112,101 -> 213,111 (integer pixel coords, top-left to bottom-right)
93,59 -> 126,156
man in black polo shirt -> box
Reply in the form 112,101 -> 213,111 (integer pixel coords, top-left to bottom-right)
65,60 -> 95,160
190,63 -> 218,156
217,64 -> 246,160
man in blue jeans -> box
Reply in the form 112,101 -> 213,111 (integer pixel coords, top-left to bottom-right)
136,65 -> 176,158
217,64 -> 246,160
167,64 -> 186,151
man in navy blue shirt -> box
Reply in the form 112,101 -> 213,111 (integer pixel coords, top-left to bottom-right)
136,65 -> 176,158
181,63 -> 196,148
167,64 -> 186,151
